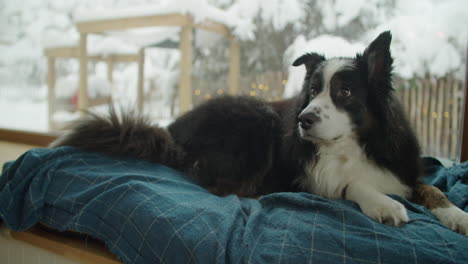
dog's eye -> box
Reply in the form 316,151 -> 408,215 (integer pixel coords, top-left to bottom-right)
339,88 -> 351,97
310,88 -> 319,97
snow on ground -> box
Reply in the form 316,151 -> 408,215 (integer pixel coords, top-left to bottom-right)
0,94 -> 48,132
0,89 -> 174,132
55,74 -> 112,99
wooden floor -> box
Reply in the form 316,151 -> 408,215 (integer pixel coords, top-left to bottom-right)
0,140 -> 37,164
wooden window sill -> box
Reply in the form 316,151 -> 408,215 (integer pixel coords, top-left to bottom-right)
7,225 -> 121,264
0,128 -> 59,147
1,130 -> 119,263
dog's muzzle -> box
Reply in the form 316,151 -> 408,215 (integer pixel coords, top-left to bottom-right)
298,112 -> 321,130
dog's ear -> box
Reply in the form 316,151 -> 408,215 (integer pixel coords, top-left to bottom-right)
362,31 -> 394,82
292,53 -> 325,73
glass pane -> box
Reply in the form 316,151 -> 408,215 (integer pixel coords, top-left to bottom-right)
0,0 -> 466,162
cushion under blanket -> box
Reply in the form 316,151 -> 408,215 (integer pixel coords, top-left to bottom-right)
0,147 -> 467,263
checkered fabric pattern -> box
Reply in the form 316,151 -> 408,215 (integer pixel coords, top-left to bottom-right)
1,147 -> 467,263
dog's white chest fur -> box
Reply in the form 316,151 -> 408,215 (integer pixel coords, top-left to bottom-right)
300,136 -> 411,200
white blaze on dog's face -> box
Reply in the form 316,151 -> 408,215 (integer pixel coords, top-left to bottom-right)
297,58 -> 367,142
298,59 -> 354,141
293,33 -> 398,144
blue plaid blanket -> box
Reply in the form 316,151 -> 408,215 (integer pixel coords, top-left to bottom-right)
1,147 -> 467,263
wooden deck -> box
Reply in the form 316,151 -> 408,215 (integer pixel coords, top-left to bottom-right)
73,12 -> 240,116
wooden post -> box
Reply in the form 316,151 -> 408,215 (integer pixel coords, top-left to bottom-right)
442,77 -> 451,158
451,80 -> 460,159
435,78 -> 445,156
78,33 -> 89,117
137,48 -> 145,113
228,38 -> 240,95
106,57 -> 114,83
424,78 -> 432,154
405,84 -> 410,115
178,22 -> 193,114
416,79 -> 424,151
47,57 -> 56,131
429,78 -> 437,156
410,81 -> 417,132
460,41 -> 468,162
400,80 -> 408,112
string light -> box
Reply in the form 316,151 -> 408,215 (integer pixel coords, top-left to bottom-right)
192,79 -> 290,103
444,112 -> 449,118
432,112 -> 437,119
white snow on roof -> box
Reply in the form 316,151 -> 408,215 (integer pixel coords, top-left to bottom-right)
89,35 -> 139,56
74,0 -> 251,40
107,27 -> 180,48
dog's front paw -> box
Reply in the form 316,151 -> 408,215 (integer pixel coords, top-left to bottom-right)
361,197 -> 409,226
432,206 -> 468,236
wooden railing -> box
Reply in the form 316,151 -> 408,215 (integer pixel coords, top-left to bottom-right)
395,76 -> 464,160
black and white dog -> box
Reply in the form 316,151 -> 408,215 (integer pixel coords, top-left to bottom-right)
52,31 -> 468,234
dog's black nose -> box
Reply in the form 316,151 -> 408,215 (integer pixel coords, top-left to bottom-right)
298,112 -> 320,130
